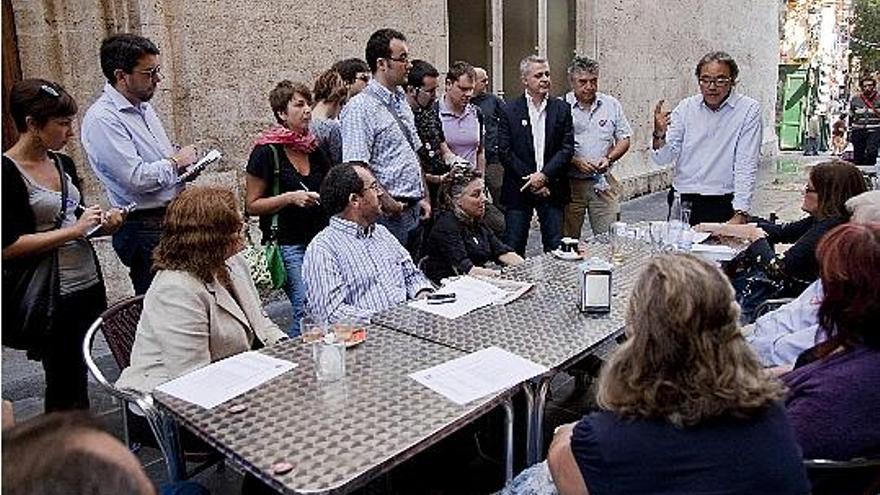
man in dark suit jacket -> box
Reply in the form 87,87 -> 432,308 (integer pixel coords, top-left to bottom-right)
498,55 -> 574,256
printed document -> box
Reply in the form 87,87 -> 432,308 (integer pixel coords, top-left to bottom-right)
156,351 -> 296,409
409,275 -> 509,318
410,346 -> 549,405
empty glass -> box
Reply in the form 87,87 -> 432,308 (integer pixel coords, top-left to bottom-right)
313,335 -> 346,382
649,221 -> 666,254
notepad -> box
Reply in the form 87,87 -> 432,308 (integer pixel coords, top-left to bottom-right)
155,351 -> 296,409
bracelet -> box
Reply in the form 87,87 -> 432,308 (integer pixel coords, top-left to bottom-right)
167,155 -> 179,168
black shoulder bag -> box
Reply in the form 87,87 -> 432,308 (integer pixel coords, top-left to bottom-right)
2,155 -> 69,352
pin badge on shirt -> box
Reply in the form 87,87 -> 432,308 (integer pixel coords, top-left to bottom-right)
521,119 -> 528,127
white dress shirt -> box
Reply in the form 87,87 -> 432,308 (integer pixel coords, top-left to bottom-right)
526,92 -> 548,173
747,280 -> 826,367
650,92 -> 762,212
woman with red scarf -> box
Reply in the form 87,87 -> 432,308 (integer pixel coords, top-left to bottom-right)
246,81 -> 331,337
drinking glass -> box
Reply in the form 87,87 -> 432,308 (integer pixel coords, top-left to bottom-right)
609,222 -> 627,264
649,221 -> 666,254
300,315 -> 326,344
313,338 -> 346,382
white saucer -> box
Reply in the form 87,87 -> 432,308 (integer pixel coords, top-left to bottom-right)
551,249 -> 583,261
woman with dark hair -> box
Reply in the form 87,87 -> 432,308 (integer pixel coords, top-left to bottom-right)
698,161 -> 867,321
421,165 -> 522,283
782,222 -> 880,461
116,186 -> 286,393
310,69 -> 347,164
530,254 -> 810,495
245,80 -> 331,337
2,79 -> 124,412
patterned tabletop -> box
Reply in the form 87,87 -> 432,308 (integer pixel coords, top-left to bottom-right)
373,243 -> 653,370
154,326 -> 515,495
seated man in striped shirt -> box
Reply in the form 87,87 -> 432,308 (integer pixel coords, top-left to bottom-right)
303,163 -> 434,324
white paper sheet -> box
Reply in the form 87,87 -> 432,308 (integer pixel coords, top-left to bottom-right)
155,351 -> 296,409
692,231 -> 712,244
690,243 -> 737,262
409,346 -> 549,405
409,275 -> 508,319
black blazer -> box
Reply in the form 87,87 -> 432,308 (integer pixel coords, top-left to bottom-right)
497,94 -> 574,208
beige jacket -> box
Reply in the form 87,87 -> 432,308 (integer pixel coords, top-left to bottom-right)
116,253 -> 286,394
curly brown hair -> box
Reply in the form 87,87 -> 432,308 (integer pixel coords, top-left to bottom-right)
152,187 -> 242,285
313,69 -> 348,105
597,254 -> 784,427
269,80 -> 312,126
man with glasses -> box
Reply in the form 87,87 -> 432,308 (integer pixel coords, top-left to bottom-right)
332,57 -> 371,100
341,28 -> 431,259
651,51 -> 762,225
302,164 -> 432,324
405,59 -> 454,207
81,33 -> 198,294
849,76 -> 880,168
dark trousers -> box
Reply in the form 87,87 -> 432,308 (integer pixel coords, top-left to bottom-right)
42,282 -> 106,412
668,189 -> 734,225
112,211 -> 164,295
851,128 -> 880,166
504,203 -> 563,256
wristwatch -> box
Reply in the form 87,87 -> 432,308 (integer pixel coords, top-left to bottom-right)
652,131 -> 666,139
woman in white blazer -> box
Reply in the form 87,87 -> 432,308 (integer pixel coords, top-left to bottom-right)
117,186 -> 286,394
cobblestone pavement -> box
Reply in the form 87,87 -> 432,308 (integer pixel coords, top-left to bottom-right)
0,152 -> 828,493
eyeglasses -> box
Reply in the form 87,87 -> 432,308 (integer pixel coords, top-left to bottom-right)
804,185 -> 817,193
361,181 -> 381,193
134,65 -> 162,78
698,76 -> 732,87
386,54 -> 410,64
356,75 -> 371,83
40,84 -> 60,97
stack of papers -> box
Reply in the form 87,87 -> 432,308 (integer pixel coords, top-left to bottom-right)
409,276 -> 508,319
691,243 -> 738,262
410,347 -> 548,405
156,351 -> 296,409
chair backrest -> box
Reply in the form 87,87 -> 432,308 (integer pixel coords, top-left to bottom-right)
99,295 -> 145,370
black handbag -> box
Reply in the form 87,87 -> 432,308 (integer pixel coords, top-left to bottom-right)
2,155 -> 68,351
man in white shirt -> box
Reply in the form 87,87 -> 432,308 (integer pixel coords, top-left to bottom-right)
651,51 -> 762,225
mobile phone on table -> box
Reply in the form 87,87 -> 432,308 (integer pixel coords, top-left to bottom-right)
427,292 -> 457,305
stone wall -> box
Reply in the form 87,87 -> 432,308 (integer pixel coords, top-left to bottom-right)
575,0 -> 781,182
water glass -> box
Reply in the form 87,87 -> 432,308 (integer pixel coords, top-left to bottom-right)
313,338 -> 346,382
649,221 -> 666,254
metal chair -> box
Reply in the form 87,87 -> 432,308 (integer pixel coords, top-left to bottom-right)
804,457 -> 880,495
82,296 -> 185,481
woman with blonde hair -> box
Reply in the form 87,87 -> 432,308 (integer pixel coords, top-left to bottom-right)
117,186 -> 286,393
542,254 -> 809,495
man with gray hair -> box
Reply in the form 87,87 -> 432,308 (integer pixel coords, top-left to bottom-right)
651,51 -> 762,225
497,55 -> 574,255
563,56 -> 632,238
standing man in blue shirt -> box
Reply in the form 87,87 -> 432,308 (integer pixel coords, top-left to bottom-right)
341,28 -> 430,259
562,56 -> 632,238
81,34 -> 197,294
651,51 -> 762,225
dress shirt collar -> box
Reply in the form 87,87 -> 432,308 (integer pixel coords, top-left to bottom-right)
701,91 -> 740,112
330,215 -> 375,239
566,91 -> 603,113
366,79 -> 406,107
103,83 -> 147,113
525,91 -> 548,113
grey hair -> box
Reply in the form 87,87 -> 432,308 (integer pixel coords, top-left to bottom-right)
519,55 -> 549,78
567,56 -> 599,78
694,51 -> 739,82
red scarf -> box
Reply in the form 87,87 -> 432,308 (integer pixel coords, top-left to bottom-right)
253,124 -> 318,154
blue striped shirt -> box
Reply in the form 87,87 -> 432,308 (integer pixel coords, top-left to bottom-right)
340,79 -> 424,199
81,83 -> 181,209
302,216 -> 433,324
